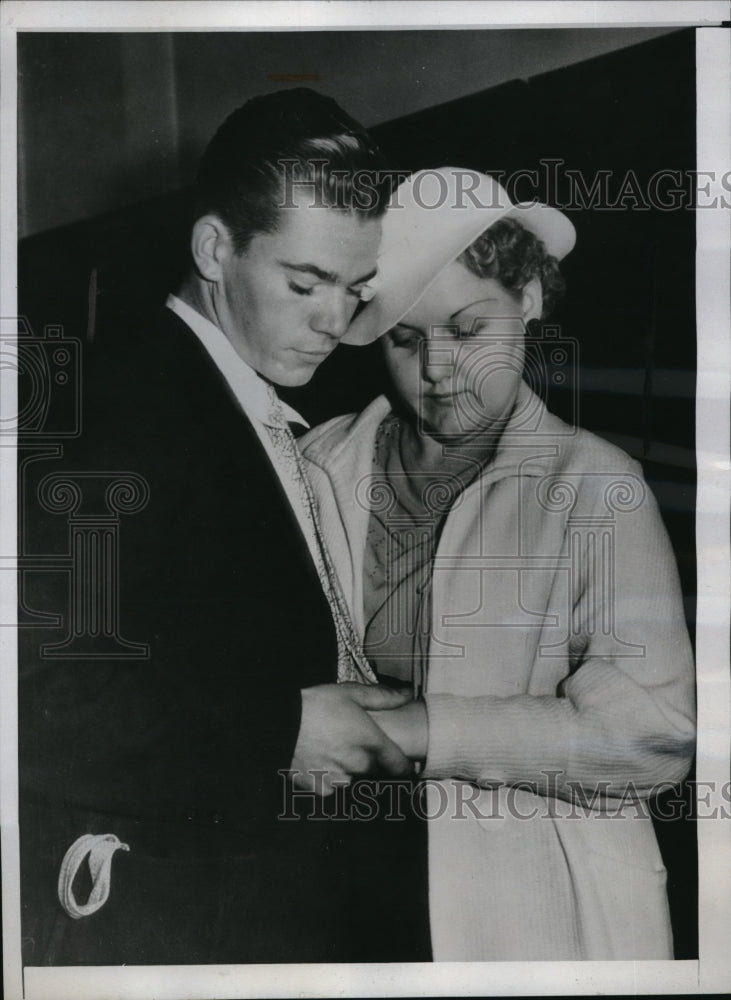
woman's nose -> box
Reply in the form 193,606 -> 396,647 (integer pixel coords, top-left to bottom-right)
421,344 -> 454,384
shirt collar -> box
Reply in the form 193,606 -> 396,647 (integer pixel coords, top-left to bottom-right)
165,294 -> 309,429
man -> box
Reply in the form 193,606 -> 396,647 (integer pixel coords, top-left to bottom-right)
19,89 -> 429,966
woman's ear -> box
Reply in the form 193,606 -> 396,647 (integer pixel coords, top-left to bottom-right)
190,214 -> 231,282
520,277 -> 543,324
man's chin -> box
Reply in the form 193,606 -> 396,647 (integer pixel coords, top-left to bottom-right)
269,367 -> 319,388
268,355 -> 333,388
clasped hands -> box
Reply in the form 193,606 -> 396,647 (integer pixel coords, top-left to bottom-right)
290,682 -> 428,795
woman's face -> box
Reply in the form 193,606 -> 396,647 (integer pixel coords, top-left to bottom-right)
382,260 -> 539,441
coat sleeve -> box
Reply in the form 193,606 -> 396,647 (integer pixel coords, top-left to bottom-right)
422,461 -> 696,802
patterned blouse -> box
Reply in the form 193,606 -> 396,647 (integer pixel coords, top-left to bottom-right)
362,415 -> 485,692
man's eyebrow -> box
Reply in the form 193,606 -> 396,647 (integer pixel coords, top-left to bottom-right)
449,297 -> 499,320
279,261 -> 377,286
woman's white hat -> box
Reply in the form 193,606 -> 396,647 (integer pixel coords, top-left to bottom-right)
343,166 -> 576,346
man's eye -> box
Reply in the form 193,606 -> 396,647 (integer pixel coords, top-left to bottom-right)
288,281 -> 315,296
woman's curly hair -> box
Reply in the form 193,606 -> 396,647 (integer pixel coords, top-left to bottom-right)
459,217 -> 565,318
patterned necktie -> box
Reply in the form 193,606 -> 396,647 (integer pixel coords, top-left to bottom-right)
264,385 -> 376,685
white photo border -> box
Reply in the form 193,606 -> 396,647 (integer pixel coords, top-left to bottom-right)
2,3 -> 729,997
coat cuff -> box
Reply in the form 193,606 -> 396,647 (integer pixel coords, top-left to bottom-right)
422,693 -> 571,790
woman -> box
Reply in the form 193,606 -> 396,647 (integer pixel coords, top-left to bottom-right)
301,168 -> 695,961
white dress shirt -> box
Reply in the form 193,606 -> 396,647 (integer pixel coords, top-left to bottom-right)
165,294 -> 321,564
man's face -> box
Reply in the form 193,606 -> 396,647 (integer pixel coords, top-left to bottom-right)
215,193 -> 381,386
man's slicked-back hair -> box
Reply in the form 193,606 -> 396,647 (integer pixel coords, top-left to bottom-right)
193,88 -> 390,254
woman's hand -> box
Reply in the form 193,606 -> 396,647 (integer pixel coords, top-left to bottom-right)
368,698 -> 428,763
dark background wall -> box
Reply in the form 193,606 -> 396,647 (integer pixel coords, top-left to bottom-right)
18,27 -> 677,237
17,28 -> 697,958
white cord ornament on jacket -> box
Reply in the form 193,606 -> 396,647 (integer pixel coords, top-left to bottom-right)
57,833 -> 130,919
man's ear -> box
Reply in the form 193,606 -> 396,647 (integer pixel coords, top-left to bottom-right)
190,214 -> 231,282
521,277 -> 543,324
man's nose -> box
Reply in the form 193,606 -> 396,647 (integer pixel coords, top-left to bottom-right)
310,289 -> 351,340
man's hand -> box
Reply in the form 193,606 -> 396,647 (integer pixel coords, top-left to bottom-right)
368,699 -> 428,763
290,683 -> 414,795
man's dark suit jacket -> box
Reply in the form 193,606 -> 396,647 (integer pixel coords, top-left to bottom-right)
18,306 -> 429,965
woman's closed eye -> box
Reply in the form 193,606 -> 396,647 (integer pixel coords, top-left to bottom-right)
457,318 -> 500,339
388,325 -> 422,348
459,316 -> 526,339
